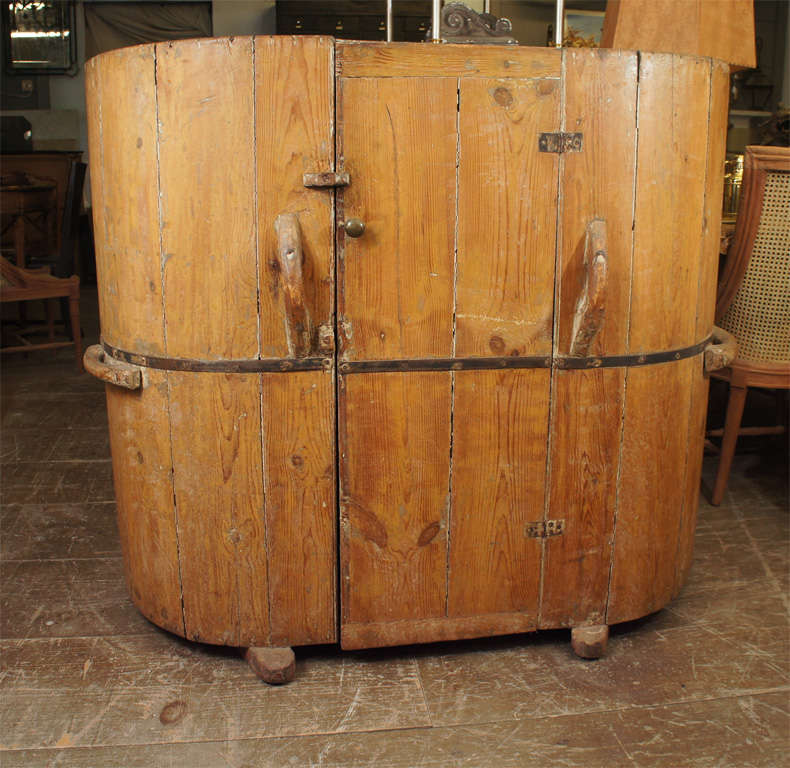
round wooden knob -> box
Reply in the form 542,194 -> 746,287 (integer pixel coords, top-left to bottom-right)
344,218 -> 366,238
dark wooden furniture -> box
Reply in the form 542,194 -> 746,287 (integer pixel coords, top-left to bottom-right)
708,145 -> 790,505
0,257 -> 82,368
0,178 -> 56,268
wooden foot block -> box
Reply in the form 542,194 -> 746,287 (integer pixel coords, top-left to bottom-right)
571,625 -> 609,660
245,646 -> 296,684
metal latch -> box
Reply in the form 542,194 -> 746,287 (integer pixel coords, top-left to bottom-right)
526,519 -> 566,538
303,172 -> 350,189
538,133 -> 583,154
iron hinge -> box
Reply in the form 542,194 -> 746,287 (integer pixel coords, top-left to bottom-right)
526,519 -> 566,538
539,133 -> 583,154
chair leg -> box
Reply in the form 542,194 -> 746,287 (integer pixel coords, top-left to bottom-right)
68,295 -> 83,371
712,383 -> 748,506
46,299 -> 56,341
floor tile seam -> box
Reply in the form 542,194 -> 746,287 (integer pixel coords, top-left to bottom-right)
0,555 -> 123,564
0,501 -> 116,508
0,724 -> 442,753
0,459 -> 112,465
412,657 -> 435,728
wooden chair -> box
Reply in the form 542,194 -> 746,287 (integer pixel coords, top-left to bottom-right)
0,160 -> 85,368
1,258 -> 82,368
708,145 -> 790,505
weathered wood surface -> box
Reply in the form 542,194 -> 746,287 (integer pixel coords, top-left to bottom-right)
83,346 -> 141,390
257,35 -> 334,359
245,646 -> 296,685
571,625 -> 609,659
337,40 -> 561,79
262,370 -> 336,646
448,370 -> 548,620
601,0 -> 755,69
340,372 -> 451,630
85,45 -> 164,355
105,375 -> 183,637
338,75 -> 456,360
456,75 -> 559,358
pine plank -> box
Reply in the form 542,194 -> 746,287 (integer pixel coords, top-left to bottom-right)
85,46 -> 164,354
340,372 -> 451,628
557,49 -> 638,356
261,370 -> 336,646
156,37 -> 258,360
448,370 -> 549,619
256,36 -> 335,359
337,41 -> 562,79
607,358 -> 695,624
167,372 -> 268,647
455,77 -> 559,357
629,54 -> 711,353
105,373 -> 183,636
696,61 -> 730,341
338,76 -> 456,360
540,368 -> 624,628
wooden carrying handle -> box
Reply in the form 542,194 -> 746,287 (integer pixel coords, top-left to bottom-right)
704,326 -> 738,373
274,213 -> 314,358
83,345 -> 142,390
570,219 -> 608,357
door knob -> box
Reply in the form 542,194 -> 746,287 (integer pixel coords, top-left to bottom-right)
344,218 -> 366,238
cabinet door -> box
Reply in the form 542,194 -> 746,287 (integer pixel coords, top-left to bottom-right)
336,43 -> 561,649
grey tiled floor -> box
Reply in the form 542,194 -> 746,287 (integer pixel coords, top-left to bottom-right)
1,289 -> 788,767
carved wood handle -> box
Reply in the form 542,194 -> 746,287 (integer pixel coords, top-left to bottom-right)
704,326 -> 738,373
570,219 -> 608,357
274,213 -> 314,358
83,345 -> 142,390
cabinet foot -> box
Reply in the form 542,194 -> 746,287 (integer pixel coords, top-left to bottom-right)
571,625 -> 609,659
245,646 -> 296,684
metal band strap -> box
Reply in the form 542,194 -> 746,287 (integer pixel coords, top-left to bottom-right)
102,337 -> 711,375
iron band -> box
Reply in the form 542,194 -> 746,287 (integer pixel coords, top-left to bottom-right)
102,336 -> 711,375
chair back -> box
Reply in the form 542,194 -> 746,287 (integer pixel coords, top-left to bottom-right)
53,161 -> 87,278
716,146 -> 790,364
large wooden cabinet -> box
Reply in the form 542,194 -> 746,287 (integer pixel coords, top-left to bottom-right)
84,37 -> 730,665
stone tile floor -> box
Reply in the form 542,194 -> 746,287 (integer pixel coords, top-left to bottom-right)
1,289 -> 788,767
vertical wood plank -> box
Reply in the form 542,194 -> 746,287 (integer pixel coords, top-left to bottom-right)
105,374 -> 183,636
540,369 -> 624,628
338,77 -> 457,360
168,372 -> 268,646
607,358 -> 695,624
455,76 -> 560,357
557,49 -> 638,356
157,37 -> 258,360
448,370 -> 548,619
256,36 -> 335,359
629,54 -> 711,353
697,61 -> 730,341
86,46 -> 164,354
261,370 -> 336,645
340,372 -> 451,625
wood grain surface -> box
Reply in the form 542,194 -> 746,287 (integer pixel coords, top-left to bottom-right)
340,372 -> 451,628
540,368 -> 624,628
168,372 -> 268,646
337,41 -> 561,80
629,54 -> 711,353
607,358 -> 695,624
256,36 -> 334,359
455,76 -> 559,357
105,374 -> 183,636
338,76 -> 457,360
157,37 -> 258,361
448,370 -> 548,619
85,45 -> 164,355
261,370 -> 336,646
557,49 -> 637,357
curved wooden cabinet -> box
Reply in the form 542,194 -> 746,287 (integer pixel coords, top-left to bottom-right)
85,38 -> 730,658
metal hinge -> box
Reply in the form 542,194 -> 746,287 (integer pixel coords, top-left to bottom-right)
526,519 -> 566,538
303,172 -> 350,188
538,133 -> 583,154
